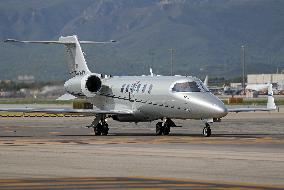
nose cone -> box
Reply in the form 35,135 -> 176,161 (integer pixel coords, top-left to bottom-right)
212,103 -> 228,118
183,93 -> 228,119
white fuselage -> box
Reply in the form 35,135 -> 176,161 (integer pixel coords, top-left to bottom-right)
82,75 -> 228,122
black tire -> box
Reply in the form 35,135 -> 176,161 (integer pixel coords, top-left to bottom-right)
156,122 -> 163,135
101,124 -> 109,136
94,123 -> 102,136
163,126 -> 170,135
95,130 -> 101,136
203,127 -> 211,137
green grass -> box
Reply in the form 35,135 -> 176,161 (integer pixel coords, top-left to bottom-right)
223,99 -> 284,105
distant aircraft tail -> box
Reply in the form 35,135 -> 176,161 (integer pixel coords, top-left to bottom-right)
4,35 -> 116,78
267,84 -> 277,110
227,84 -> 276,112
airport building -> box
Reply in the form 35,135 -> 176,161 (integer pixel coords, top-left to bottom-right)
247,74 -> 284,84
17,75 -> 35,84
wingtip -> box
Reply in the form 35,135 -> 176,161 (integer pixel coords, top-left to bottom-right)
4,39 -> 17,43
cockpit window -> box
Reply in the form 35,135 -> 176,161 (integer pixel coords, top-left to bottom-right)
172,81 -> 201,92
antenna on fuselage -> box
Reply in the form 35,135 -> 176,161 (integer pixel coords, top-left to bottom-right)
150,68 -> 154,77
204,75 -> 209,87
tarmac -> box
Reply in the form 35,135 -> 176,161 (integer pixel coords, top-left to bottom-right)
0,106 -> 284,189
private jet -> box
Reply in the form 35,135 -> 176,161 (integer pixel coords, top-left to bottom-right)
1,35 -> 276,137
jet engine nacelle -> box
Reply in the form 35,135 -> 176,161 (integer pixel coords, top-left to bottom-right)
64,74 -> 102,97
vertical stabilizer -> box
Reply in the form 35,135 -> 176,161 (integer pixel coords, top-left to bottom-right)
59,35 -> 91,77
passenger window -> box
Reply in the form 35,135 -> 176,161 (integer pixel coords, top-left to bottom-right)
125,84 -> 130,93
130,84 -> 134,93
148,84 -> 153,94
142,84 -> 147,93
136,84 -> 141,92
121,84 -> 126,93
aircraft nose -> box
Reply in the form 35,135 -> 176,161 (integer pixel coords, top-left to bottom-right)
212,103 -> 228,118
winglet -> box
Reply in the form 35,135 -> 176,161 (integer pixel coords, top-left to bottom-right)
267,84 -> 276,110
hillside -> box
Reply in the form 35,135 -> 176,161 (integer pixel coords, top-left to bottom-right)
0,0 -> 284,81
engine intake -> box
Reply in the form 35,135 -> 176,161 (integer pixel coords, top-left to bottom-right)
64,74 -> 102,97
85,75 -> 102,93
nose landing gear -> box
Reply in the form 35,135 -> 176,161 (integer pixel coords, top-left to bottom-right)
203,123 -> 211,137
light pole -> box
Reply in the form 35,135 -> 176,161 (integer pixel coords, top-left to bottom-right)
241,45 -> 246,95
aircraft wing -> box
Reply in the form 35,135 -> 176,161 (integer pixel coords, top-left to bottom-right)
4,39 -> 116,44
227,107 -> 275,113
227,84 -> 277,113
0,108 -> 133,116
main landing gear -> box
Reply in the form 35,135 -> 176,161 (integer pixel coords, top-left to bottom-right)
88,115 -> 109,136
203,122 -> 211,137
156,118 -> 176,136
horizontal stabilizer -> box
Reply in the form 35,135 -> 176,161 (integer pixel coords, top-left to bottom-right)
4,37 -> 116,45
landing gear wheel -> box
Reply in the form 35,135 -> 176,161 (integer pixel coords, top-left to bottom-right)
156,119 -> 173,136
163,126 -> 170,135
163,119 -> 173,135
91,115 -> 109,136
156,122 -> 163,135
203,123 -> 211,137
101,123 -> 109,136
94,123 -> 102,136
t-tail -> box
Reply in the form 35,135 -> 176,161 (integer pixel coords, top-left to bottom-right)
4,35 -> 116,99
4,35 -> 115,78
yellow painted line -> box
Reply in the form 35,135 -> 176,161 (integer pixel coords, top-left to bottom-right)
0,113 -> 85,117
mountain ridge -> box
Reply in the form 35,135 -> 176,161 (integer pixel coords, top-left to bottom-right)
0,0 -> 284,81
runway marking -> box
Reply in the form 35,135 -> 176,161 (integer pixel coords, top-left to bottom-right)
0,177 -> 282,190
1,135 -> 284,146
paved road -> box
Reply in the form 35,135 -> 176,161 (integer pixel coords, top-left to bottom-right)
0,111 -> 284,189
